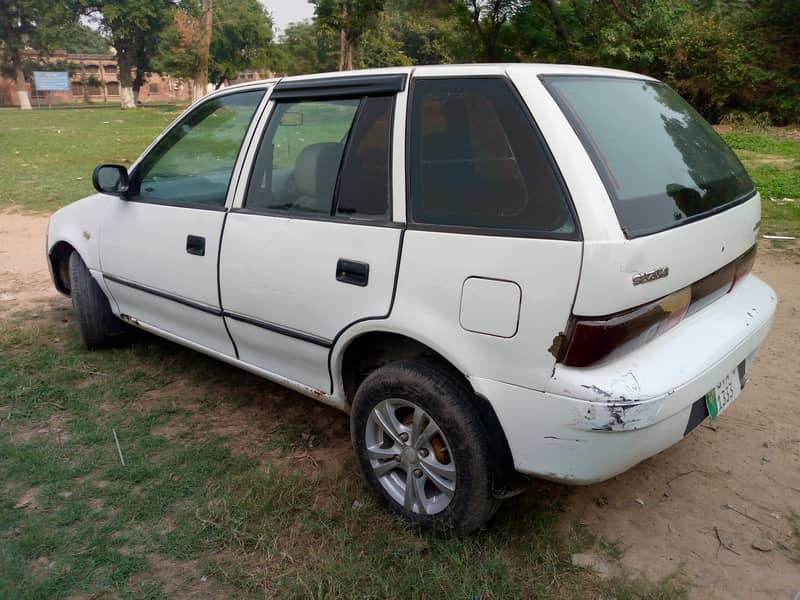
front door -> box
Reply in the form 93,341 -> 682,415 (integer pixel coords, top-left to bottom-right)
219,84 -> 403,392
99,89 -> 266,355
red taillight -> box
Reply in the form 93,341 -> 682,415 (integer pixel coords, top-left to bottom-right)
560,244 -> 757,368
561,287 -> 690,367
734,244 -> 756,284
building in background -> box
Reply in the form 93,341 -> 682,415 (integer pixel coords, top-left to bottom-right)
0,50 -> 272,107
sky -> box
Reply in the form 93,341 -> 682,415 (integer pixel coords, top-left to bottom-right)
260,0 -> 315,35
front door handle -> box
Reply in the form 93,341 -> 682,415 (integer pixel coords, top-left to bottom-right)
186,235 -> 205,256
336,259 -> 369,287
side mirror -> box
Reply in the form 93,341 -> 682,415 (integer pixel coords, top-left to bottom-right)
92,164 -> 129,196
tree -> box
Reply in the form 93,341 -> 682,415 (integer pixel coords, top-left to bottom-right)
209,0 -> 273,86
96,0 -> 172,108
52,23 -> 112,54
159,0 -> 272,94
461,0 -> 523,61
0,0 -> 83,109
268,20 -> 338,75
312,0 -> 386,70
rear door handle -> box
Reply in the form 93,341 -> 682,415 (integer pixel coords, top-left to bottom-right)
186,235 -> 205,256
336,259 -> 369,287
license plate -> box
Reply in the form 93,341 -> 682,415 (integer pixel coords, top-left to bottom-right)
705,368 -> 742,419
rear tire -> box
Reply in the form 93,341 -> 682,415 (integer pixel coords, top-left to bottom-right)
351,360 -> 500,534
68,252 -> 128,349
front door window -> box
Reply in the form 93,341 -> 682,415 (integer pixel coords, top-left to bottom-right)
131,90 -> 265,208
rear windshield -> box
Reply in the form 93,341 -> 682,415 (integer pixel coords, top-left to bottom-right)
543,76 -> 755,238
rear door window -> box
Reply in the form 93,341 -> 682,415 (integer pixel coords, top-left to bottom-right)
542,76 -> 755,238
408,78 -> 575,236
245,95 -> 393,220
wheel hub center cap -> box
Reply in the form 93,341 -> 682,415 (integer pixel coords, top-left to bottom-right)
401,446 -> 418,464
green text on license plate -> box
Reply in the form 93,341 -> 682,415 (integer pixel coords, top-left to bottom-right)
705,368 -> 742,420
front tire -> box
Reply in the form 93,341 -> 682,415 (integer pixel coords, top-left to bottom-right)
351,360 -> 500,533
68,252 -> 128,349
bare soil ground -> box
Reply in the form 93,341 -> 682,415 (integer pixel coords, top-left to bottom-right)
2,209 -> 799,598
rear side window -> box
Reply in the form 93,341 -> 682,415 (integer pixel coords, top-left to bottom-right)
246,98 -> 359,215
408,78 -> 575,235
245,95 -> 393,220
543,76 -> 755,238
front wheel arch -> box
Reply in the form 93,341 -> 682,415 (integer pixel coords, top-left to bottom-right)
49,241 -> 77,295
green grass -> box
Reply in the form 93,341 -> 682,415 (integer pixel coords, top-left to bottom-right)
721,130 -> 800,238
0,106 -> 181,212
0,309 -> 686,598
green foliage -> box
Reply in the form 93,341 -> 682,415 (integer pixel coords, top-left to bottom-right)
208,0 -> 274,84
269,21 -> 338,75
50,22 -> 112,54
97,0 -> 173,88
156,0 -> 273,85
0,0 -> 85,79
312,0 -> 386,68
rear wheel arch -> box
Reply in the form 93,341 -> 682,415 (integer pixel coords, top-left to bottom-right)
338,330 -> 519,493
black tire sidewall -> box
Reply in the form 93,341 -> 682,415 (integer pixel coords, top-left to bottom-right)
351,360 -> 498,533
68,251 -> 124,349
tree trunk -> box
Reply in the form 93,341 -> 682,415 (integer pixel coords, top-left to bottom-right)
540,0 -> 572,45
338,26 -> 347,71
335,1 -> 357,70
118,57 -> 136,109
194,0 -> 213,102
15,66 -> 31,110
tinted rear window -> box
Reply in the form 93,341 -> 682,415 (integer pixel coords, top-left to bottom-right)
408,78 -> 576,236
543,76 -> 755,238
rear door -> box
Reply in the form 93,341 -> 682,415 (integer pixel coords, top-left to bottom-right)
219,76 -> 405,392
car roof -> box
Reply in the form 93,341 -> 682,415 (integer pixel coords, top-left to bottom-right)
219,63 -> 655,94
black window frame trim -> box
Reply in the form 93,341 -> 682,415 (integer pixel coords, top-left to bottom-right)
272,73 -> 407,101
404,74 -> 582,242
539,73 -> 757,239
127,87 -> 269,211
237,90 -> 398,226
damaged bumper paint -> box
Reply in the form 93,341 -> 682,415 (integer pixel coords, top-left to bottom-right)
471,273 -> 776,484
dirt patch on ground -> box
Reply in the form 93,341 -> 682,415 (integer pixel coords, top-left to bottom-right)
0,209 -> 64,315
127,554 -> 234,599
3,211 -> 799,597
11,412 -> 71,445
14,485 -> 42,510
566,248 -> 800,599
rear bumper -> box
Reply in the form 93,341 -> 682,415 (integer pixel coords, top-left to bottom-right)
472,273 -> 776,484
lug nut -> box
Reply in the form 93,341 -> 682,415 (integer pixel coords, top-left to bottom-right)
399,432 -> 409,443
413,468 -> 423,478
419,448 -> 429,458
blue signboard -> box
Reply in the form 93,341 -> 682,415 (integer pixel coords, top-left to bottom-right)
33,71 -> 71,92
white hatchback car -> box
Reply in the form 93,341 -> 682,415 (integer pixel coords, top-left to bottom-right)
48,64 -> 776,532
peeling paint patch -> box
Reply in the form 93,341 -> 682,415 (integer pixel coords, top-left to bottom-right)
578,398 -> 662,432
580,384 -> 613,400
